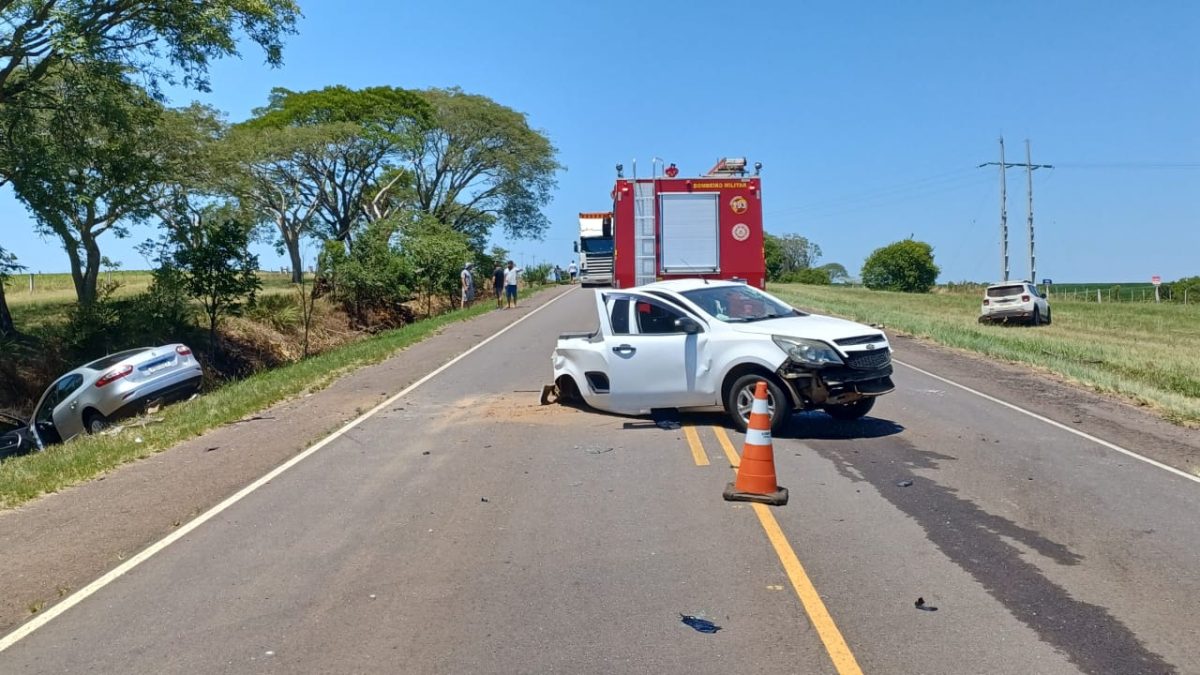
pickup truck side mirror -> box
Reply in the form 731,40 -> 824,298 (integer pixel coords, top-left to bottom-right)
675,317 -> 702,334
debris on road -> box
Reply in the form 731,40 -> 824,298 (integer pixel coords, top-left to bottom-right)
914,597 -> 938,612
896,479 -> 914,488
577,444 -> 613,455
539,384 -> 559,406
680,613 -> 722,634
481,497 -> 489,503
422,451 -> 431,455
651,409 -> 682,430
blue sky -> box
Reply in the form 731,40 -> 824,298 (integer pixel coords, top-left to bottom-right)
3,0 -> 1197,282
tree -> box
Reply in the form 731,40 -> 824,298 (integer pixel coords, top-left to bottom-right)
763,233 -> 785,281
2,67 -> 204,304
148,102 -> 229,234
316,218 -> 413,327
0,0 -> 299,109
219,124 -> 332,282
168,217 -> 261,353
817,262 -> 850,283
399,215 -> 472,318
776,234 -> 822,273
409,88 -> 561,242
238,86 -> 433,246
861,239 -> 940,293
0,246 -> 22,336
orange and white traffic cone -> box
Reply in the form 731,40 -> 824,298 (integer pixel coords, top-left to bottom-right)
723,381 -> 789,506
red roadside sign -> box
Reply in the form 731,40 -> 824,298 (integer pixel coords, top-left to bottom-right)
1152,275 -> 1162,286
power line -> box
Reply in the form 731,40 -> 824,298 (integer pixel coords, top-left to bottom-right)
1051,162 -> 1200,169
762,167 -> 982,218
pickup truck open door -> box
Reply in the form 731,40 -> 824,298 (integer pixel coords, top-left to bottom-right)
598,291 -> 712,414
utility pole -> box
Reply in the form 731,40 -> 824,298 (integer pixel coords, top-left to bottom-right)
979,137 -> 1052,282
1026,140 -> 1035,286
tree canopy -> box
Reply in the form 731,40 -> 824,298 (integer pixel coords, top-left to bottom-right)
0,0 -> 300,107
861,239 -> 940,292
238,85 -> 433,244
411,88 -> 560,241
1,65 -> 206,304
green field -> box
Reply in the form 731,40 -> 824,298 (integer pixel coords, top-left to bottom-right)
769,284 -> 1200,427
4,270 -> 302,329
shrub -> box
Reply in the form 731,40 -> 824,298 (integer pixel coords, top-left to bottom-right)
779,268 -> 832,285
861,239 -> 940,293
319,219 -> 415,326
245,294 -> 302,332
524,263 -> 554,286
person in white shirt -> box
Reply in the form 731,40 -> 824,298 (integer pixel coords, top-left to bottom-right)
460,262 -> 475,308
503,260 -> 520,309
567,261 -> 578,284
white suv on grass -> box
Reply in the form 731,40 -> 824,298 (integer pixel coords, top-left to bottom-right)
980,281 -> 1051,325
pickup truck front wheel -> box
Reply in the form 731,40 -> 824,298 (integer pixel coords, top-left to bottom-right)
725,374 -> 792,434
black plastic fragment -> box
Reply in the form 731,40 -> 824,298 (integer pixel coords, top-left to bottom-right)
680,614 -> 721,633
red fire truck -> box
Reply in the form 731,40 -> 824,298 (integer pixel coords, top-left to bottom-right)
610,157 -> 766,289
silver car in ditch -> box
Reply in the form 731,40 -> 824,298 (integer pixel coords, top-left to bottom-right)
28,344 -> 203,448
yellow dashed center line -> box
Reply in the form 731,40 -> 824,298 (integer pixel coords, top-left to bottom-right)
709,425 -> 864,675
682,424 -> 710,466
713,426 -> 742,466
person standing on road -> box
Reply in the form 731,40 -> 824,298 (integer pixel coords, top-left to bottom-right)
460,262 -> 475,309
492,264 -> 505,308
568,261 -> 578,284
504,260 -> 520,309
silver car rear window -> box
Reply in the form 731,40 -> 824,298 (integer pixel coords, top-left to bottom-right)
85,348 -> 152,371
986,285 -> 1025,298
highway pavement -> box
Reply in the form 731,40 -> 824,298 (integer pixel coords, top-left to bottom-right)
1,287 -> 1197,674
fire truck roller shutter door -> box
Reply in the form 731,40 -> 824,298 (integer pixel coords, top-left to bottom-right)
660,193 -> 719,273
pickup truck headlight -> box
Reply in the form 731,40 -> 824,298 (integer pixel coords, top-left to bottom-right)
772,336 -> 844,368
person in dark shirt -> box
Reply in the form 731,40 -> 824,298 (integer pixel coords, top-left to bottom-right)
492,264 -> 505,308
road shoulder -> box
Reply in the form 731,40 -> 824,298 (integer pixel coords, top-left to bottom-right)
890,333 -> 1200,476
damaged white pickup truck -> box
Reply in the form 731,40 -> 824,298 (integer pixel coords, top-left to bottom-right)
550,279 -> 895,432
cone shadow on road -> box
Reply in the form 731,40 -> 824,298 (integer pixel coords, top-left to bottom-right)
679,411 -> 905,441
807,433 -> 1175,675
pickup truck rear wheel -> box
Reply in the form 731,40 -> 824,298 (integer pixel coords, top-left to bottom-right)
823,397 -> 876,421
725,374 -> 792,433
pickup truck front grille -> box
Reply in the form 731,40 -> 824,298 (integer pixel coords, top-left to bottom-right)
835,334 -> 885,347
844,348 -> 891,370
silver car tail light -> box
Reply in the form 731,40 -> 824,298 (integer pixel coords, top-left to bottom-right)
96,365 -> 134,388
176,346 -> 192,356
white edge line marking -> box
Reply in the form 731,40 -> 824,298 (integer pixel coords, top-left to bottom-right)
894,359 -> 1200,485
0,287 -> 577,653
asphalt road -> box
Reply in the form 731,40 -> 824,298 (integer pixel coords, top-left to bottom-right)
2,287 -> 1198,674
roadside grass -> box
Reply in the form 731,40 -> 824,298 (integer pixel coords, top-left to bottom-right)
770,284 -> 1200,427
0,286 -> 551,510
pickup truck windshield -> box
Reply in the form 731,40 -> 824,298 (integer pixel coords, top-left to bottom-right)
580,238 -> 614,255
681,286 -> 804,322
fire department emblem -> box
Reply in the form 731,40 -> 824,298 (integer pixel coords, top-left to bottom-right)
731,223 -> 751,242
729,196 -> 748,214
